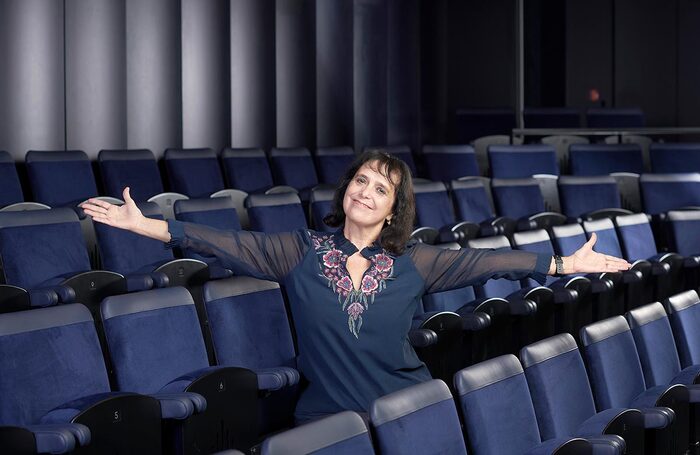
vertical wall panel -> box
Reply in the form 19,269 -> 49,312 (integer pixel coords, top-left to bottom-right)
387,0 -> 420,150
447,0 -> 515,112
615,0 -> 676,126
126,0 -> 182,157
354,0 -> 388,151
276,0 -> 316,148
65,0 -> 126,159
230,0 -> 276,148
0,0 -> 65,160
565,0 -> 613,108
678,0 -> 700,129
182,0 -> 230,150
316,0 -> 353,147
420,0 -> 448,144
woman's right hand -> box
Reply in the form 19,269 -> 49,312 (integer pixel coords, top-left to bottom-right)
81,187 -> 144,231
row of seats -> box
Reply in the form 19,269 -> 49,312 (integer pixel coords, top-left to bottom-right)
11,280 -> 700,454
2,141 -> 699,213
0,277 -> 302,454
264,287 -> 700,454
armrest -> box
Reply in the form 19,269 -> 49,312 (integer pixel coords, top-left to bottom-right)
150,393 -> 197,420
683,256 -> 700,268
650,261 -> 671,276
408,328 -> 438,347
460,312 -> 491,331
254,367 -> 301,392
24,424 -> 85,453
638,407 -> 675,429
622,269 -> 643,284
124,273 -> 156,292
149,271 -> 170,288
505,296 -> 537,316
586,275 -> 614,294
547,281 -> 579,305
585,435 -> 626,454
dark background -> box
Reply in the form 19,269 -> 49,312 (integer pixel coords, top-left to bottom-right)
1,0 -> 698,159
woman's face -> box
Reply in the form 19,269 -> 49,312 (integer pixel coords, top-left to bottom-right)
342,161 -> 398,229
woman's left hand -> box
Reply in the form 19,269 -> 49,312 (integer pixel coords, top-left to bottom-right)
564,232 -> 632,274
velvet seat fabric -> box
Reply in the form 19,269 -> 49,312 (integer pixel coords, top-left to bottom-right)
98,149 -> 165,201
422,144 -> 480,182
164,148 -> 225,198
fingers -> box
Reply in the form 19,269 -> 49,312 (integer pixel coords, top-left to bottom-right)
603,254 -> 632,272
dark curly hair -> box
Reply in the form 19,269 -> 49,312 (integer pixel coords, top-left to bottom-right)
323,149 -> 415,255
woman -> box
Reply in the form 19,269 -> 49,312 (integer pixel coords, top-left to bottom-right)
81,150 -> 630,423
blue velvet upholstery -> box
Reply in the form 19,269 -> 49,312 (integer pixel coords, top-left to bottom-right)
558,176 -> 621,218
246,194 -> 308,233
98,149 -> 165,201
626,303 -> 696,389
488,145 -> 559,178
269,148 -> 318,193
94,202 -> 173,279
614,215 -> 657,261
521,334 -> 611,440
261,411 -> 374,455
221,148 -> 275,193
0,209 -> 91,298
580,317 -> 648,410
422,286 -> 476,313
315,146 -> 356,185
451,178 -> 495,222
101,287 -> 210,393
0,305 -> 110,425
455,355 -> 553,455
0,151 -> 24,207
413,182 -> 456,228
640,174 -> 700,215
26,150 -> 98,207
492,179 -> 546,219
551,224 -> 587,256
650,143 -> 700,174
310,197 -> 334,232
422,145 -> 480,182
585,108 -> 645,128
203,277 -> 297,372
666,291 -> 700,367
164,148 -> 225,198
370,380 -> 467,455
569,144 -> 644,176
582,219 -> 624,257
667,211 -> 700,256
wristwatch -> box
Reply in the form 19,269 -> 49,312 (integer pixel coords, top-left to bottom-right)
553,255 -> 565,276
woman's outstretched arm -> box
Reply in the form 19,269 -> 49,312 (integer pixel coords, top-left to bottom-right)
411,234 -> 631,294
81,187 -> 307,282
81,187 -> 169,241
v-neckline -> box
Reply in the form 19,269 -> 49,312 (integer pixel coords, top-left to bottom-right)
344,253 -> 373,292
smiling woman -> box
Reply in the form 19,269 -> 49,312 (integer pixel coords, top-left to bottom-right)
80,148 -> 630,424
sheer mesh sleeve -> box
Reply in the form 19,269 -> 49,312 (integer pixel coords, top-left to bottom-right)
408,243 -> 551,294
166,219 -> 308,282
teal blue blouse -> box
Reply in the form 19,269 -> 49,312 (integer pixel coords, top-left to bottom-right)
167,220 -> 550,422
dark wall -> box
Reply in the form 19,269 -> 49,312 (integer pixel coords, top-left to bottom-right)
566,0 -> 700,127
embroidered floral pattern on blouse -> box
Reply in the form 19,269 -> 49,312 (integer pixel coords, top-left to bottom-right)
311,233 -> 395,338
